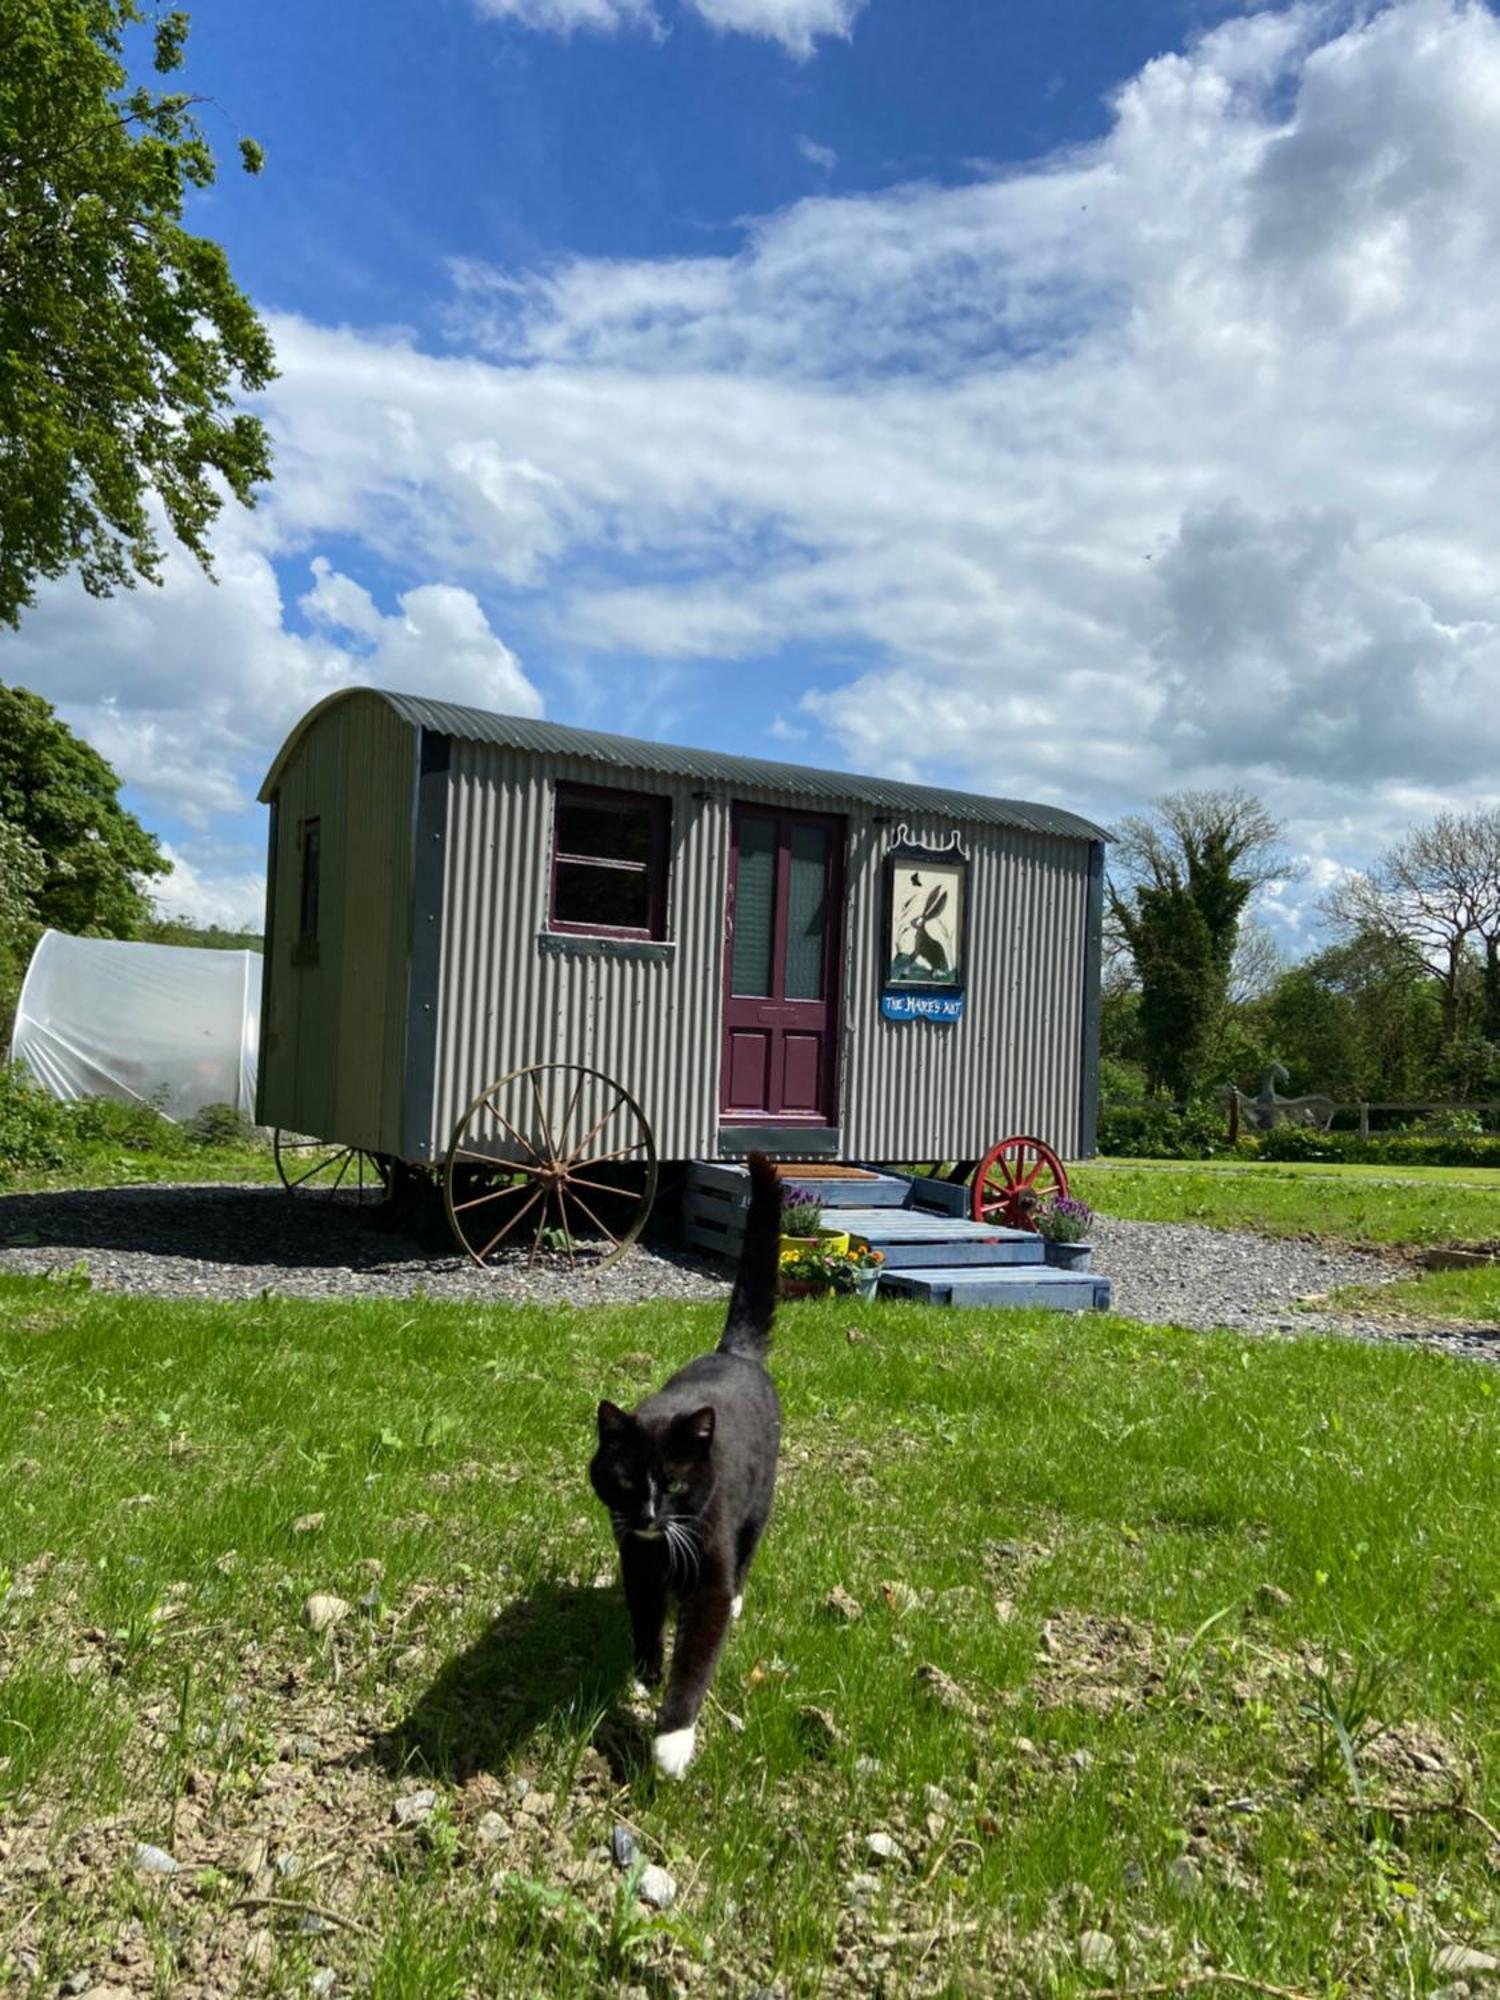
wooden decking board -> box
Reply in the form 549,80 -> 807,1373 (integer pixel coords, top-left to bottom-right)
681,1159 -> 1108,1311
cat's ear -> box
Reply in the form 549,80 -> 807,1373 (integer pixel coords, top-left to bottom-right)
597,1400 -> 630,1439
670,1405 -> 715,1455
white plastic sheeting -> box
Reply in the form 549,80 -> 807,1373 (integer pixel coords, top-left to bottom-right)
11,930 -> 262,1122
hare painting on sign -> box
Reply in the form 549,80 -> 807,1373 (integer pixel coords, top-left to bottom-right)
881,833 -> 968,991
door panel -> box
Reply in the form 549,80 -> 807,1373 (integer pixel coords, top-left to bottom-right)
781,1033 -> 824,1114
721,806 -> 844,1126
726,1029 -> 773,1113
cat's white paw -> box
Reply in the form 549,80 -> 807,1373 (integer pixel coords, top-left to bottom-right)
730,1594 -> 744,1621
652,1726 -> 697,1779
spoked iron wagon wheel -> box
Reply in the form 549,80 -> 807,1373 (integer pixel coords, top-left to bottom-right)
443,1061 -> 658,1271
273,1130 -> 392,1204
971,1134 -> 1069,1232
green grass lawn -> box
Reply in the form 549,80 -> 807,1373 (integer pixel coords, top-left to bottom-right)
1089,1157 -> 1500,1186
1320,1263 -> 1500,1326
3,1139 -> 278,1195
1072,1161 -> 1500,1248
2,1278 -> 1498,1996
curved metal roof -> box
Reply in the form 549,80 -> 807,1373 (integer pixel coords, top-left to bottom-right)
260,687 -> 1108,843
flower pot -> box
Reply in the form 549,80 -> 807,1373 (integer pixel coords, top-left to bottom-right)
779,1233 -> 822,1263
816,1227 -> 850,1256
851,1268 -> 881,1301
781,1276 -> 834,1299
1042,1240 -> 1092,1271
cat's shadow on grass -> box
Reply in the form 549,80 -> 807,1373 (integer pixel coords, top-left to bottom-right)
371,1578 -> 649,1785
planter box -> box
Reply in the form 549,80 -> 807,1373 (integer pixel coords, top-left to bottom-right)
1042,1240 -> 1092,1271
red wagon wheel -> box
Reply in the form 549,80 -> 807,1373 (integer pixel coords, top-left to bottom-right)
971,1134 -> 1068,1231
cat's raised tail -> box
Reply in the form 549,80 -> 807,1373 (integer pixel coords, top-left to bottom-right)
717,1151 -> 781,1362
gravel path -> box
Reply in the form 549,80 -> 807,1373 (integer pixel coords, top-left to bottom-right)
0,1182 -> 725,1307
1091,1215 -> 1499,1362
0,1182 -> 1495,1359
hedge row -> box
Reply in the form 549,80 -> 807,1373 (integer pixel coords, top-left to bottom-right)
1097,1101 -> 1500,1167
1255,1125 -> 1500,1168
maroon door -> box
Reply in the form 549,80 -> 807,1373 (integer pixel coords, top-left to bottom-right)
721,805 -> 844,1125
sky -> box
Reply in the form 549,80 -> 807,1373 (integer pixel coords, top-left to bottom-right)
8,0 -> 1500,945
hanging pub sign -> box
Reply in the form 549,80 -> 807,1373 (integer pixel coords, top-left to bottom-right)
879,828 -> 969,1023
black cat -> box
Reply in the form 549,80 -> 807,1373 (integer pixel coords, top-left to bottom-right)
589,1151 -> 783,1778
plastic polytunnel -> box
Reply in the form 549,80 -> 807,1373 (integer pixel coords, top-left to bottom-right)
11,929 -> 262,1122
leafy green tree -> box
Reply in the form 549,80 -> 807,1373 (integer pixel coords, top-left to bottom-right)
1324,808 -> 1500,1047
0,1 -> 274,628
1108,791 -> 1288,1099
0,681 -> 167,937
1265,930 -> 1444,1101
0,818 -> 46,1032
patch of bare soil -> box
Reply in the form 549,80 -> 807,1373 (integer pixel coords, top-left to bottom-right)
1030,1609 -> 1161,1712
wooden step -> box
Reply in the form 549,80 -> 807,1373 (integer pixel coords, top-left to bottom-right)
786,1171 -> 913,1209
835,1207 -> 1044,1268
878,1266 -> 1112,1311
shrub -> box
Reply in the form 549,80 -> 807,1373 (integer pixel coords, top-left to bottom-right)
0,1062 -> 68,1171
1257,1125 -> 1500,1168
1412,1107 -> 1486,1138
62,1090 -> 182,1153
1097,1100 -> 1238,1159
183,1101 -> 256,1149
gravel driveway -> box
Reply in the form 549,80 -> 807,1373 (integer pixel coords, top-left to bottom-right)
0,1182 -> 1495,1359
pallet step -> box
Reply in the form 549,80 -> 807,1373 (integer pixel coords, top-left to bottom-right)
786,1171 -> 914,1209
682,1160 -> 1106,1312
878,1265 -> 1112,1311
834,1207 -> 1044,1268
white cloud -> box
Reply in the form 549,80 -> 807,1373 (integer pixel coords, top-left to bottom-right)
687,0 -> 866,58
154,843 -> 268,932
473,0 -> 658,34
796,134 -> 839,173
472,0 -> 864,54
301,558 -> 543,719
16,0 -> 1500,948
8,532 -> 542,922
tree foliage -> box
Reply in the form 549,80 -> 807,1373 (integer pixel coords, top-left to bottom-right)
1323,808 -> 1500,1043
0,1 -> 275,627
1107,790 -> 1289,1098
0,681 -> 167,941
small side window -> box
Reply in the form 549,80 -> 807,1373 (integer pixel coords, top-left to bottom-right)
295,817 -> 321,963
549,784 -> 670,940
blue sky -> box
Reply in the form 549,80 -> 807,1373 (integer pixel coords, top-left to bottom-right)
9,0 -> 1500,942
186,0 -> 1231,322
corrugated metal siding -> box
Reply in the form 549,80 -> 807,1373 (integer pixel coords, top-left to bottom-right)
427,744 -> 726,1161
259,694 -> 416,1153
838,817 -> 1091,1161
424,747 -> 1095,1164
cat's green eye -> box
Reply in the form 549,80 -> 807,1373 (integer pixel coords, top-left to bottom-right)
668,1479 -> 688,1496
617,1477 -> 634,1492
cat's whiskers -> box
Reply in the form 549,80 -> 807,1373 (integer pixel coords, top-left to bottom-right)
664,1515 -> 702,1585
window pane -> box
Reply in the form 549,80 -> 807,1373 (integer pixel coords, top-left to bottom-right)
554,861 -> 651,932
732,816 -> 776,997
785,823 -> 829,1000
299,820 -> 320,940
556,794 -> 654,865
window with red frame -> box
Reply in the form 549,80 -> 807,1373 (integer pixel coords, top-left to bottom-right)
549,783 -> 671,939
